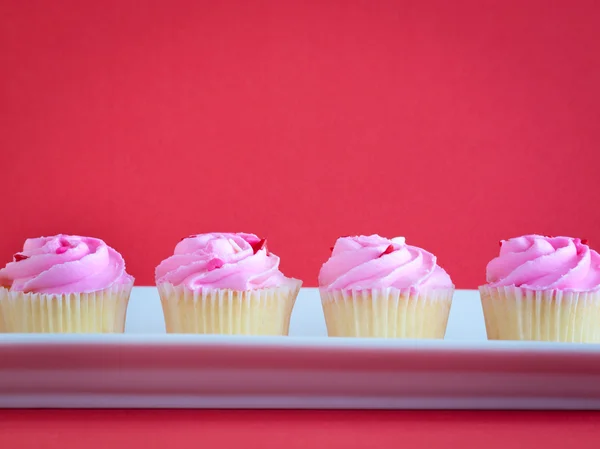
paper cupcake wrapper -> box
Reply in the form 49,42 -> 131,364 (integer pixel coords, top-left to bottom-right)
319,287 -> 454,338
157,280 -> 302,335
479,285 -> 600,342
0,281 -> 133,333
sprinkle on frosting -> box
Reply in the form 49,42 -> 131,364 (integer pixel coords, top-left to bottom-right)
251,238 -> 267,255
485,235 -> 600,292
378,244 -> 395,258
155,232 -> 294,290
318,234 -> 453,291
0,235 -> 133,294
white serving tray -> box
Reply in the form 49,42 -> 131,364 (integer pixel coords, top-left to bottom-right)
2,287 -> 600,410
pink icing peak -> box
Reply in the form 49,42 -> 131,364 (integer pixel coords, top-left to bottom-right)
485,234 -> 600,292
155,232 -> 294,290
318,235 -> 453,291
0,235 -> 133,294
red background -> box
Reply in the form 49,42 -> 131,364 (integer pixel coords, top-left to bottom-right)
2,0 -> 599,288
1,410 -> 600,449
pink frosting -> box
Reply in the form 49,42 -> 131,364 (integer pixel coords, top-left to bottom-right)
319,235 -> 453,291
0,235 -> 133,294
155,233 -> 295,290
485,235 -> 600,292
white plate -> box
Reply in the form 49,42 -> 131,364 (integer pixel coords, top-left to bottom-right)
1,287 -> 600,409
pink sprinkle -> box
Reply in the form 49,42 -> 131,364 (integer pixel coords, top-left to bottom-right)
180,234 -> 197,241
57,237 -> 76,252
251,238 -> 267,254
206,258 -> 224,271
378,245 -> 394,258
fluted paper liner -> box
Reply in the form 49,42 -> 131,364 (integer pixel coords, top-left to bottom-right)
157,280 -> 302,335
0,281 -> 133,333
479,285 -> 600,342
319,287 -> 453,338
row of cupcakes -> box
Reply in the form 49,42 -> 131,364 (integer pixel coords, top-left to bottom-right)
0,233 -> 599,342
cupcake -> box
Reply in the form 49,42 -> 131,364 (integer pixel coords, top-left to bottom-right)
318,235 -> 454,338
156,233 -> 302,335
0,235 -> 134,333
479,235 -> 600,342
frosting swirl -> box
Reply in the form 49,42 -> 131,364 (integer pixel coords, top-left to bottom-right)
318,235 -> 453,291
155,233 -> 293,290
0,235 -> 133,294
486,235 -> 600,292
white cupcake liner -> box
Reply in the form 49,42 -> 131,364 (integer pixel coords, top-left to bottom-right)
157,280 -> 302,335
0,280 -> 133,333
479,285 -> 600,342
319,287 -> 454,338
